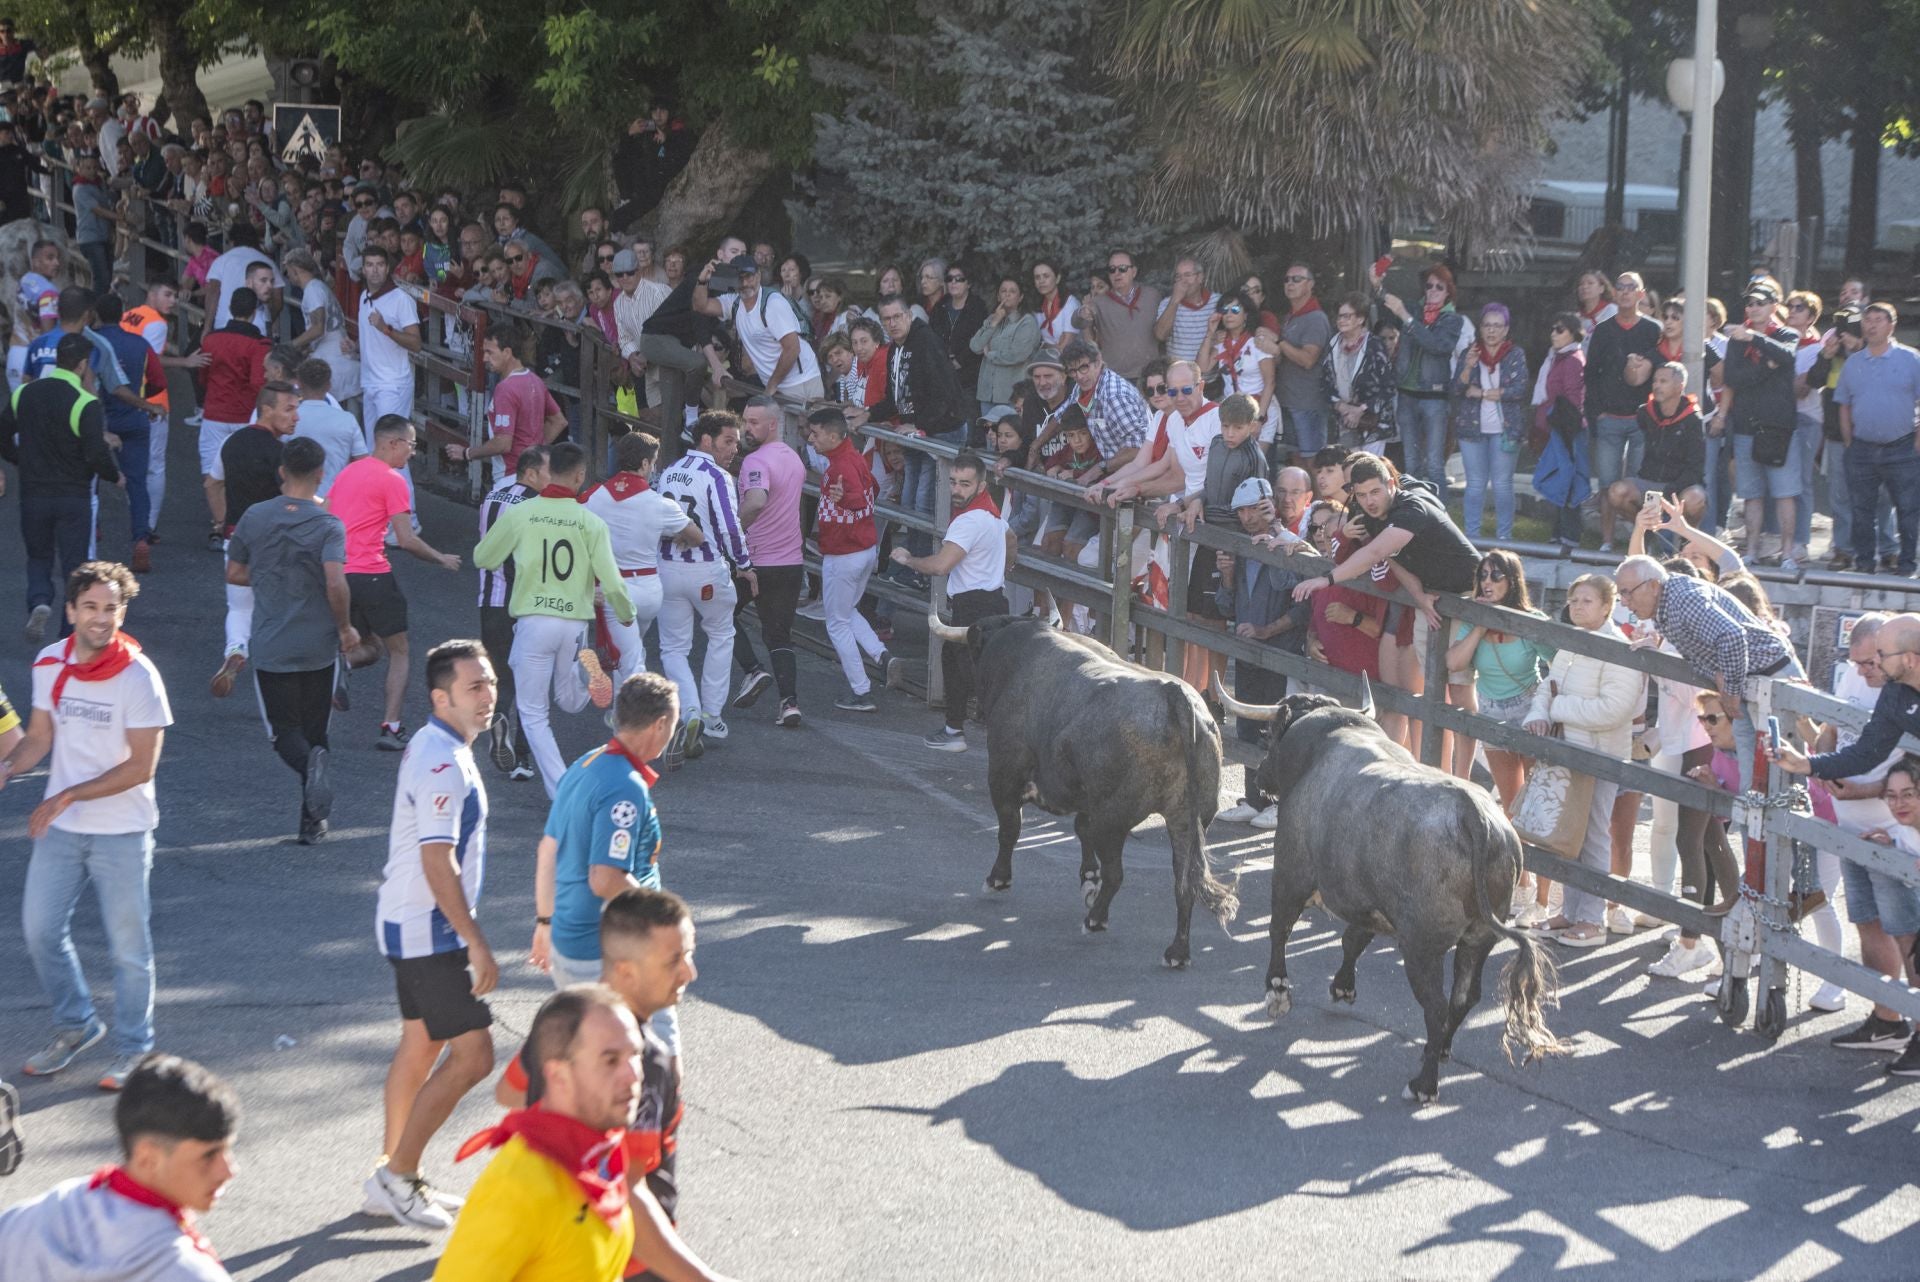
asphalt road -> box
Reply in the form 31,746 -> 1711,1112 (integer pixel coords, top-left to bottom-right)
2,425 -> 1918,1281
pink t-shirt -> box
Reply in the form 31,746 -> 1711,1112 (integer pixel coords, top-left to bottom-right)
328,456 -> 412,573
738,440 -> 805,566
489,368 -> 563,477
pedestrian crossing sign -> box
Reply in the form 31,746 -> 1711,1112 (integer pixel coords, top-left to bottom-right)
274,103 -> 340,168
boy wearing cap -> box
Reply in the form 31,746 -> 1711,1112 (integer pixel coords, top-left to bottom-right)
1215,476 -> 1311,745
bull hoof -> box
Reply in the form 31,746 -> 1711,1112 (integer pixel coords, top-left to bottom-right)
1402,1081 -> 1439,1105
1082,916 -> 1107,934
1162,953 -> 1190,969
1266,983 -> 1293,1018
984,877 -> 1011,893
1329,980 -> 1356,1004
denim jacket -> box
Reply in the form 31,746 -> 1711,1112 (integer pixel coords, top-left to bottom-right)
1395,305 -> 1468,396
1448,345 -> 1530,446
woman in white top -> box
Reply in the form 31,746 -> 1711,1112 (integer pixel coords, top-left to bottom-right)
282,248 -> 360,401
1198,289 -> 1278,444
1574,268 -> 1618,341
1031,258 -> 1079,348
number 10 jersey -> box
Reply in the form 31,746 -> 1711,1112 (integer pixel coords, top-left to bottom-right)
470,491 -> 634,624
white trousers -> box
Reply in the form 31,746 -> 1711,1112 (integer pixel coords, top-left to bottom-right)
147,412 -> 169,530
363,381 -> 420,532
605,574 -> 665,685
657,560 -> 737,720
511,614 -> 591,798
822,549 -> 884,694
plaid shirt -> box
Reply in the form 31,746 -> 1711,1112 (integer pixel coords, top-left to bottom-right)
1075,367 -> 1150,458
1654,575 -> 1790,699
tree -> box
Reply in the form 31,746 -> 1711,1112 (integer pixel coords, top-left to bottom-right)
14,0 -> 250,123
1106,0 -> 1603,253
807,0 -> 1157,271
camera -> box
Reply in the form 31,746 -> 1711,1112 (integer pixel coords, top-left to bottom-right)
1833,307 -> 1863,340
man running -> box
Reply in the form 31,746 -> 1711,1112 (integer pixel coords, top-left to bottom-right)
654,411 -> 755,758
2,562 -> 173,1091
192,285 -> 270,548
326,416 -> 462,749
290,359 -> 366,493
225,436 -> 355,844
476,445 -> 549,782
363,639 -> 498,1232
472,441 -> 632,796
121,279 -> 207,542
732,395 -> 807,726
91,293 -> 166,573
583,432 -> 695,689
806,406 -> 896,713
209,381 -> 299,700
353,244 -> 424,524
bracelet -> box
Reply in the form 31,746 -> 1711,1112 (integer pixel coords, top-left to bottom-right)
535,916 -> 551,926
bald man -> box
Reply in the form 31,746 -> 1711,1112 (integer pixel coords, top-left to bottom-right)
1274,466 -> 1313,538
1772,613 -> 1920,784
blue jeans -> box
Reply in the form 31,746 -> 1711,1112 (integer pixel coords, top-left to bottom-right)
1826,439 -> 1895,562
1284,406 -> 1329,459
20,492 -> 93,613
78,240 -> 112,293
116,429 -> 152,543
1846,438 -> 1920,572
903,426 -> 963,556
23,827 -> 157,1057
1458,434 -> 1518,540
1398,394 -> 1449,490
1793,415 -> 1822,549
1703,431 -> 1734,535
1591,413 -> 1644,491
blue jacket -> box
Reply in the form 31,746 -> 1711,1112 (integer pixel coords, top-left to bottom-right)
1532,411 -> 1591,509
1448,344 -> 1530,446
1216,552 -> 1311,653
1396,306 -> 1468,396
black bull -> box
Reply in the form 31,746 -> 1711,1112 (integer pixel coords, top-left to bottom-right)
930,614 -> 1238,966
1219,684 -> 1568,1103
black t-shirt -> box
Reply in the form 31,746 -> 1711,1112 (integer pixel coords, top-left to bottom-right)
633,1025 -> 681,1221
220,426 -> 286,534
1360,484 -> 1479,595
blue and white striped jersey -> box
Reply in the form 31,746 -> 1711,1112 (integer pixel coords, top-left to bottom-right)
654,448 -> 752,570
376,717 -> 489,959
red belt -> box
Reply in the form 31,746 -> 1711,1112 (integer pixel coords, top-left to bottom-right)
620,567 -> 657,578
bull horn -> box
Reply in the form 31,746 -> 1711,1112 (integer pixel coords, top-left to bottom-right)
926,613 -> 969,643
1350,672 -> 1376,718
1212,674 -> 1280,722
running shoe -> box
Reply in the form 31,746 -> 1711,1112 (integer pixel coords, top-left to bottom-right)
1887,1033 -> 1920,1077
834,693 -> 877,713
884,656 -> 910,692
924,726 -> 967,752
22,1021 -> 105,1076
377,723 -> 410,752
487,713 -> 517,774
578,649 -> 613,708
297,814 -> 329,845
509,763 -> 537,782
732,670 -> 773,709
1216,802 -> 1262,824
1647,939 -> 1716,978
23,604 -> 50,644
130,540 -> 152,574
1250,805 -> 1278,830
776,699 -> 802,728
704,718 -> 730,742
303,746 -> 333,822
98,1054 -> 145,1092
681,714 -> 705,760
361,1165 -> 454,1231
0,1078 -> 22,1175
209,652 -> 246,699
1830,1014 -> 1911,1051
795,599 -> 827,621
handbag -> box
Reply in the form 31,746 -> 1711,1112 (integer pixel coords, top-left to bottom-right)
1751,421 -> 1794,468
1510,724 -> 1598,861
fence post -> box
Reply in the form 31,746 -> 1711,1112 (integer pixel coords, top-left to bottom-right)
926,448 -> 953,708
1756,729 -> 1791,1033
1165,533 -> 1191,680
1419,605 -> 1448,768
1107,504 -> 1134,656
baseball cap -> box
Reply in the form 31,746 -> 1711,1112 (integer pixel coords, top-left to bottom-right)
86,97 -> 110,112
1744,282 -> 1780,305
1232,476 -> 1274,509
982,403 -> 1017,421
728,253 -> 759,275
609,249 -> 639,273
1027,348 -> 1064,374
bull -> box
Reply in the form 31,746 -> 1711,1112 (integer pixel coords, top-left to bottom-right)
1216,681 -> 1566,1103
927,613 -> 1238,966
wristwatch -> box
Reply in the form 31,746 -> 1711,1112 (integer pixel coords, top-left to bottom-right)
534,916 -> 551,926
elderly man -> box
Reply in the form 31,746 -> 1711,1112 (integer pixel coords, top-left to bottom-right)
1153,257 -> 1219,364
1274,465 -> 1313,538
1215,475 -> 1311,749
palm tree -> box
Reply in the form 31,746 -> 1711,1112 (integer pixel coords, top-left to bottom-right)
1108,0 -> 1603,253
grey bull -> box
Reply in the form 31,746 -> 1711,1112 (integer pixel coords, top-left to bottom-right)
929,614 -> 1238,966
1218,681 -> 1567,1102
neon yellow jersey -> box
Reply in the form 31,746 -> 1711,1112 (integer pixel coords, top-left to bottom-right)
472,494 -> 633,624
0,681 -> 18,737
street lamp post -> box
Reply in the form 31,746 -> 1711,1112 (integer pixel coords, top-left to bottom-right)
1666,3 -> 1724,400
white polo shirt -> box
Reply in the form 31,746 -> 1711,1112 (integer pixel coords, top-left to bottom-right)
357,285 -> 420,389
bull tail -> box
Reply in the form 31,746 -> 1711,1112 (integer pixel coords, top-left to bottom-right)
1474,808 -> 1570,1066
1174,682 -> 1239,926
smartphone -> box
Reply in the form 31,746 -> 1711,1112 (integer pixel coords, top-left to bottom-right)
1766,716 -> 1782,754
1644,489 -> 1661,511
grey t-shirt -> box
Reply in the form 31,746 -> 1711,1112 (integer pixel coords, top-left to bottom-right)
226,497 -> 347,673
1278,305 -> 1334,412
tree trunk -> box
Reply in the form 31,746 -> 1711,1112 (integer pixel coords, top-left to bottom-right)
1788,107 -> 1824,232
1845,98 -> 1885,276
651,116 -> 779,256
81,41 -> 120,100
1709,55 -> 1764,294
149,7 -> 209,129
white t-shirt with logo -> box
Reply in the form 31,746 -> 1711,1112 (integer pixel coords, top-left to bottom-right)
1162,404 -> 1221,499
30,643 -> 173,835
945,506 -> 1008,596
376,717 -> 487,959
716,290 -> 820,393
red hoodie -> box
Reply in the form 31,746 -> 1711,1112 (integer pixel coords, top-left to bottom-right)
816,438 -> 877,555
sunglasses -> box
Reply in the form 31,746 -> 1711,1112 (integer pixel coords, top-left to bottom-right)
1221,305 -> 1244,316
1168,384 -> 1196,396
1107,263 -> 1134,273
353,199 -> 374,208
506,254 -> 527,264
1144,383 -> 1168,395
945,273 -> 966,283
1478,565 -> 1508,580
1309,522 -> 1336,537
1284,274 -> 1311,284
1696,713 -> 1725,726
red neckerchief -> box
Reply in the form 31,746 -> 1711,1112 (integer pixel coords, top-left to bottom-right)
1658,336 -> 1684,363
1613,311 -> 1640,330
1072,379 -> 1097,411
1422,300 -> 1446,325
1109,286 -> 1142,318
1580,301 -> 1609,324
1288,296 -> 1323,319
539,483 -> 579,499
1183,402 -> 1219,459
1217,329 -> 1253,385
1478,341 -> 1513,369
858,346 -> 888,408
1644,393 -> 1699,428
1039,291 -> 1064,329
509,258 -> 537,299
1149,409 -> 1174,462
956,487 -> 1002,519
602,737 -> 660,785
1340,330 -> 1367,354
455,1108 -> 630,1226
90,1166 -> 220,1262
1796,330 -> 1822,349
1179,292 -> 1212,311
34,632 -> 141,706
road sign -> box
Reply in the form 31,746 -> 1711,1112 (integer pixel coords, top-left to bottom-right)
274,102 -> 340,168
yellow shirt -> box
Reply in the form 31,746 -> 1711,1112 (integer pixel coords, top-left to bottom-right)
433,1136 -> 635,1282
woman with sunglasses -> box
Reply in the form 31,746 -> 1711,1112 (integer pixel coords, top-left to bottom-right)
1445,551 -> 1552,916
1199,288 -> 1278,453
1450,302 -> 1529,540
1238,275 -> 1282,336
1380,264 -> 1470,491
971,276 -> 1041,417
929,262 -> 988,404
1320,292 -> 1397,455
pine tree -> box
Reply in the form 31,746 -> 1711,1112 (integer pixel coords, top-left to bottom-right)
808,0 -> 1157,275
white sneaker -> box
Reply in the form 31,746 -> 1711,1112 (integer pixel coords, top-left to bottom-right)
795,599 -> 827,621
1605,906 -> 1636,935
704,717 -> 729,742
1512,900 -> 1548,928
1648,939 -> 1716,978
362,1166 -> 454,1231
1250,805 -> 1278,830
1810,983 -> 1848,1013
1216,802 -> 1261,824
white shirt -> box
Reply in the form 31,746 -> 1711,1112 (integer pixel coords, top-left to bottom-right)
1214,334 -> 1278,441
1163,404 -> 1220,499
30,641 -> 173,835
357,285 -> 420,389
945,505 -> 1008,595
205,248 -> 282,330
1034,295 -> 1080,348
614,279 -> 672,358
1793,338 -> 1824,417
1831,663 -> 1897,831
294,398 -> 368,493
716,289 -> 820,393
377,717 -> 487,959
127,311 -> 169,355
583,478 -> 691,572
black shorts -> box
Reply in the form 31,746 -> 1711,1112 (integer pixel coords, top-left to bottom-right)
349,572 -> 409,639
388,949 -> 492,1041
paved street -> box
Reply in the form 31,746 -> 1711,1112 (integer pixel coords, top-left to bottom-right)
3,427 -> 1919,1280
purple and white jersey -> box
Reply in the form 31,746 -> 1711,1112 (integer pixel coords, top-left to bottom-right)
655,449 -> 753,570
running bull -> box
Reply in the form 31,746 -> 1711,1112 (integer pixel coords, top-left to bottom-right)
1216,680 -> 1566,1102
927,614 -> 1238,966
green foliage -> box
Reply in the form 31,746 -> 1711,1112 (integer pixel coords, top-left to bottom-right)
807,0 -> 1160,274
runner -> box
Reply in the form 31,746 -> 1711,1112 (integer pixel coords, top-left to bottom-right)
352,245 -> 424,523
2,562 -> 173,1091
476,445 -> 550,782
500,889 -> 723,1282
7,237 -> 62,389
0,1054 -> 238,1280
224,437 -> 355,844
805,406 -> 897,713
90,293 -> 165,573
654,411 -> 756,758
582,432 -> 695,690
435,987 -> 639,1280
326,416 -> 462,748
732,395 -> 807,726
209,382 -> 299,700
472,441 -> 632,797
192,285 -> 270,548
440,319 -> 566,489
290,359 -> 366,493
363,639 -> 498,1232
121,279 -> 209,544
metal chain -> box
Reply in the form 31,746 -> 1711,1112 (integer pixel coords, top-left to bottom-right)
1736,785 -> 1817,1013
